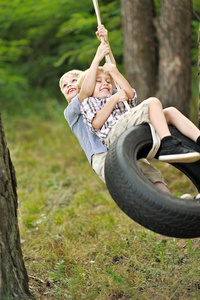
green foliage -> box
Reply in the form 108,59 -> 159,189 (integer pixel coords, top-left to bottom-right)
0,0 -> 199,117
0,0 -> 121,111
193,0 -> 200,11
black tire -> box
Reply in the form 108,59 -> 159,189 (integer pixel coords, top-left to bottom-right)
105,123 -> 200,238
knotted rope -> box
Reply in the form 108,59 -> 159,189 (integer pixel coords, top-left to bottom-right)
92,0 -> 130,111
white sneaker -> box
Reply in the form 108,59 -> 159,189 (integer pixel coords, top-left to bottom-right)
180,194 -> 193,199
195,193 -> 200,199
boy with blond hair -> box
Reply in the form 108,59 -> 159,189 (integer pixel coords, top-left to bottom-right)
60,25 -> 172,194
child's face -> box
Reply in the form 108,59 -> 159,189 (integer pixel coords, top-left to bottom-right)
93,70 -> 113,99
61,74 -> 78,103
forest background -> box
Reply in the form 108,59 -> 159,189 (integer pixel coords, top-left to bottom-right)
1,0 -> 200,120
1,0 -> 200,299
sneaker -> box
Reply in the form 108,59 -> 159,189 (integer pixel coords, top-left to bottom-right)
180,194 -> 193,199
180,193 -> 200,200
158,137 -> 200,163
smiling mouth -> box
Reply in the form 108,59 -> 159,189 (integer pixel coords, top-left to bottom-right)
100,88 -> 110,92
68,88 -> 76,94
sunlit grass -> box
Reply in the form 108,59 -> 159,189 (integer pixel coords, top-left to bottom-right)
2,101 -> 200,299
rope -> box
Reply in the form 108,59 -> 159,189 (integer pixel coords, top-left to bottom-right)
92,0 -> 112,63
92,0 -> 130,111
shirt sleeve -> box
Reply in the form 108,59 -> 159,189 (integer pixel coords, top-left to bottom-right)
127,88 -> 137,108
80,97 -> 100,133
64,95 -> 81,129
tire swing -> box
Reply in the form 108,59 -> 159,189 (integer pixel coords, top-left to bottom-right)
105,124 -> 200,239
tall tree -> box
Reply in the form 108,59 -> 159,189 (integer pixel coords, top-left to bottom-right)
157,0 -> 193,116
198,23 -> 200,128
120,0 -> 158,102
0,115 -> 31,299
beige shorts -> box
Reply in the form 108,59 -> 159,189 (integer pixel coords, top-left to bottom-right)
92,152 -> 165,185
106,100 -> 150,148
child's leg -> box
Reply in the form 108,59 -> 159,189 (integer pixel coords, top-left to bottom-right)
147,97 -> 200,163
163,107 -> 200,143
148,97 -> 171,139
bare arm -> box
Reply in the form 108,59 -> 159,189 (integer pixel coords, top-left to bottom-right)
96,25 -> 116,65
92,89 -> 129,130
78,42 -> 110,103
92,64 -> 135,130
103,63 -> 134,99
79,25 -> 116,103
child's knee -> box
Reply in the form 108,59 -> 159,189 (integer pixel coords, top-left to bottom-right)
147,97 -> 162,108
164,106 -> 178,122
164,106 -> 178,117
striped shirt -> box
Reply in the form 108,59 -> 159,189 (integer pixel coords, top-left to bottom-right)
80,90 -> 137,146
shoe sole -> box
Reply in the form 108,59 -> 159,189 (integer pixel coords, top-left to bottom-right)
158,152 -> 200,163
180,194 -> 193,199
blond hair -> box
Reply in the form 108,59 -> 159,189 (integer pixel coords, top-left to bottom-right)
59,69 -> 82,93
77,66 -> 104,92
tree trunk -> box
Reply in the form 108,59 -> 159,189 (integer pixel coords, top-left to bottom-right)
0,115 -> 31,299
120,0 -> 158,103
157,0 -> 192,116
198,24 -> 200,129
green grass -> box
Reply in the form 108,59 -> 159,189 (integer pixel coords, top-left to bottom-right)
2,101 -> 200,300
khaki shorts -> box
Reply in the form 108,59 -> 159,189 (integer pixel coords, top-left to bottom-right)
92,152 -> 166,185
106,100 -> 150,148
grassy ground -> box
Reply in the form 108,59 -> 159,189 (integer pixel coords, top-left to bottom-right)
2,101 -> 200,300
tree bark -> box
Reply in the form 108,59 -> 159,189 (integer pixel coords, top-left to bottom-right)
198,24 -> 200,129
0,115 -> 31,299
120,0 -> 158,103
157,0 -> 192,116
